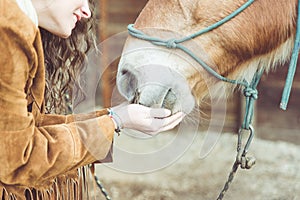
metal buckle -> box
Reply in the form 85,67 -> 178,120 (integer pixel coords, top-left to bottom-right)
237,125 -> 256,169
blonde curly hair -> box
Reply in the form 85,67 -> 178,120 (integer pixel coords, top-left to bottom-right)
40,0 -> 97,114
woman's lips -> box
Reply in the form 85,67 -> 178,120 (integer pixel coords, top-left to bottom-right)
74,13 -> 81,21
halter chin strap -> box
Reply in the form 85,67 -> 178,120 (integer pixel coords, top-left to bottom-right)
280,0 -> 300,110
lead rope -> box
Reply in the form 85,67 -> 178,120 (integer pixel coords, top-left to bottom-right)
94,175 -> 112,200
89,163 -> 112,200
216,69 -> 263,200
217,3 -> 300,198
280,0 -> 300,110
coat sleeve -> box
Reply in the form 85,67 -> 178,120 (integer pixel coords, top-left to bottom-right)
0,13 -> 115,187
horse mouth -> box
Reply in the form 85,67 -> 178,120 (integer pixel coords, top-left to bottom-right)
131,87 -> 177,112
117,63 -> 195,114
162,89 -> 177,111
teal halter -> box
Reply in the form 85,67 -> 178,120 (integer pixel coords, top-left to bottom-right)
126,1 -> 299,199
127,0 -> 258,130
128,0 -> 300,128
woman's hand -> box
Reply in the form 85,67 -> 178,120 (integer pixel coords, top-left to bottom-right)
110,103 -> 185,135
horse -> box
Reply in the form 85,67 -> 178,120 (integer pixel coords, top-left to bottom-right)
113,2 -> 298,199
116,0 -> 297,115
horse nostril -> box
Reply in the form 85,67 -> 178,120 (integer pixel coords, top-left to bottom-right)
121,69 -> 129,76
162,89 -> 176,111
117,68 -> 138,102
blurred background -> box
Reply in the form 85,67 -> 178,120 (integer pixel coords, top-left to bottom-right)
92,1 -> 300,199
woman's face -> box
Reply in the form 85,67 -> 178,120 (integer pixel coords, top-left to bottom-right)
33,0 -> 91,38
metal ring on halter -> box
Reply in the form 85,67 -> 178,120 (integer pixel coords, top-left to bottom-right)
237,125 -> 256,169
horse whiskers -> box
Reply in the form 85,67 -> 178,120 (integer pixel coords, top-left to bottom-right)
181,99 -> 210,125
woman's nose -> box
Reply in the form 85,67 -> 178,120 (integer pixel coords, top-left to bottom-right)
80,0 -> 91,19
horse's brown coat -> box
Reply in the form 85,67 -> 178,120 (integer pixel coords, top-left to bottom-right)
118,0 -> 297,110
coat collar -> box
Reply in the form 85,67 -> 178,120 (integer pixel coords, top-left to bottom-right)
15,0 -> 38,27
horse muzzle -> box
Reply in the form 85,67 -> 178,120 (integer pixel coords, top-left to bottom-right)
116,62 -> 195,114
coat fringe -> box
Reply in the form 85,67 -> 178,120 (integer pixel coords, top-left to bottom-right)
0,165 -> 100,200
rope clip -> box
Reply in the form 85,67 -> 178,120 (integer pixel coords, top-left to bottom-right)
236,125 -> 256,169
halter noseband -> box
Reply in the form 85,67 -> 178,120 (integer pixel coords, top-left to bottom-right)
127,0 -> 258,130
127,0 -> 299,111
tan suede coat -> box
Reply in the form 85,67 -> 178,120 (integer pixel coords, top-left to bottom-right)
0,0 -> 115,199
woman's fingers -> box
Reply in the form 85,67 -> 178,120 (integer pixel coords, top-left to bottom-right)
147,112 -> 186,135
111,104 -> 186,134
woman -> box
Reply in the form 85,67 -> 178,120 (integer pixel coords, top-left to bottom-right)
0,0 -> 185,199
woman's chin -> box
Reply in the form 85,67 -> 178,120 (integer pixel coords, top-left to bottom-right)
59,30 -> 72,38
52,27 -> 73,38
